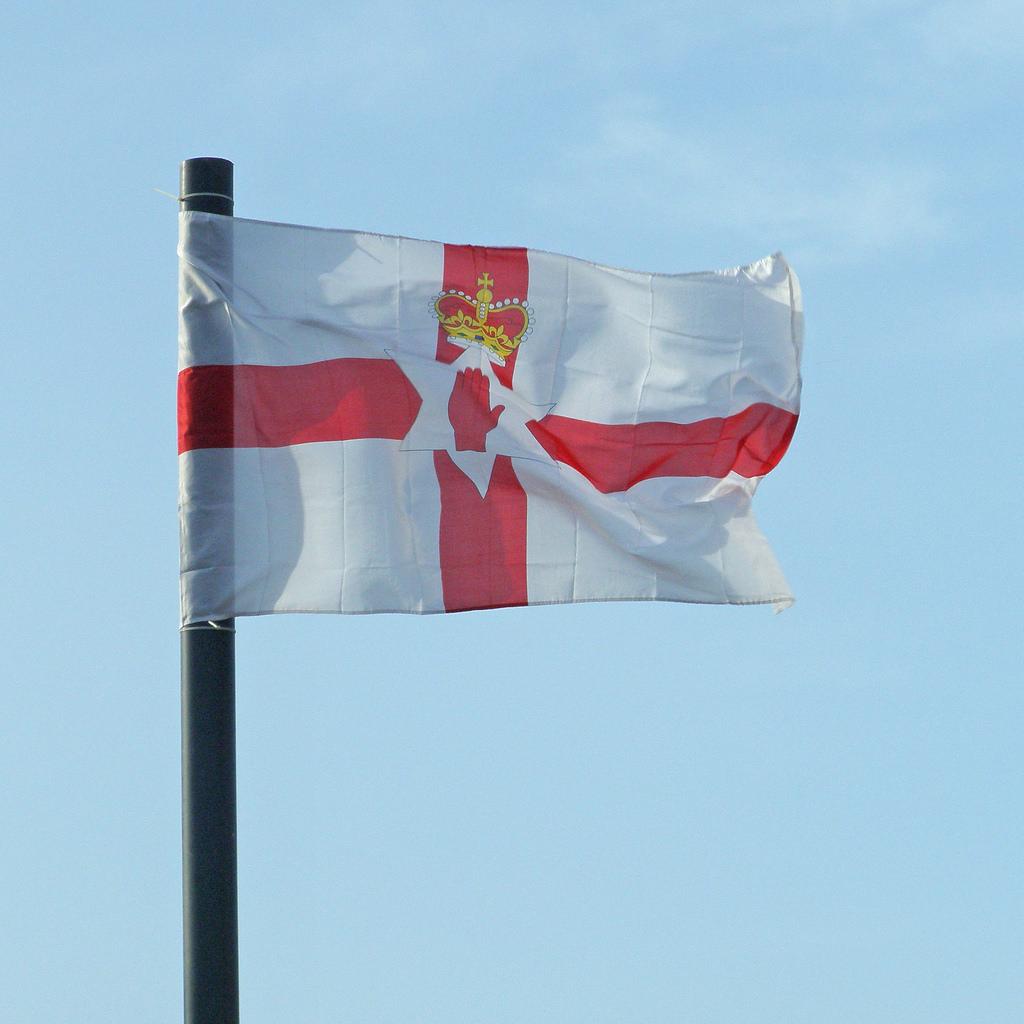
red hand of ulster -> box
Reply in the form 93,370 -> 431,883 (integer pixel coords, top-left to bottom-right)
447,367 -> 505,452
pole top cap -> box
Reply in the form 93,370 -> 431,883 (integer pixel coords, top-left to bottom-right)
180,158 -> 234,215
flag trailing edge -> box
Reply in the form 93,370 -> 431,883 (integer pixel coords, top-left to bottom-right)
178,212 -> 802,624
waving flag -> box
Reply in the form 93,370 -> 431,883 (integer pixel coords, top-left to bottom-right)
178,213 -> 802,624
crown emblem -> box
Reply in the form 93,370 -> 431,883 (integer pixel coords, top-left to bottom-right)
433,273 -> 533,364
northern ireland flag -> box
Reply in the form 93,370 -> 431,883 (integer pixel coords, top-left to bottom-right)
178,213 -> 802,624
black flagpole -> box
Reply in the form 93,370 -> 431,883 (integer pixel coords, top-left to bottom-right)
179,157 -> 239,1024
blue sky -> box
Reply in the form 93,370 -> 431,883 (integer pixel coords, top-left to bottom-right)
2,2 -> 1021,1021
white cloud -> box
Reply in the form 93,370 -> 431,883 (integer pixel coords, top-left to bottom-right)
917,0 -> 1024,64
535,102 -> 945,265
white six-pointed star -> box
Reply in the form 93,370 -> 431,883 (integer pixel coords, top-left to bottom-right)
386,344 -> 556,496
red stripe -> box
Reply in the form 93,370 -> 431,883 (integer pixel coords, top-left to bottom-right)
526,403 -> 798,493
434,452 -> 528,612
434,243 -> 533,610
177,358 -> 422,453
435,244 -> 529,391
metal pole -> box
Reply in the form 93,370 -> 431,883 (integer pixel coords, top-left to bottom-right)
179,157 -> 239,1024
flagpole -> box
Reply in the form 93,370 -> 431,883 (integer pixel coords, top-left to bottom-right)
179,157 -> 239,1024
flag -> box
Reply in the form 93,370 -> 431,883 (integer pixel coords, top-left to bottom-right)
178,213 -> 802,624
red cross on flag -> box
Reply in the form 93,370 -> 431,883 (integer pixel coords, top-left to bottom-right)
178,213 -> 802,624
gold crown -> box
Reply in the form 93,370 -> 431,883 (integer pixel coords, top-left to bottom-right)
434,273 -> 532,364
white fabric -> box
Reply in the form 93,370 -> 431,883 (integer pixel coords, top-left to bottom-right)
180,444 -> 444,619
179,212 -> 802,623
